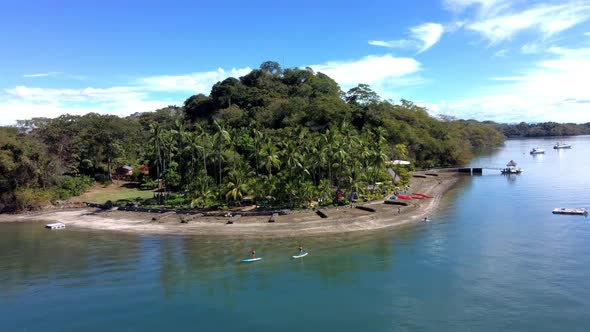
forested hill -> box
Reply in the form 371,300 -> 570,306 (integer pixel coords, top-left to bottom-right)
1,61 -> 505,212
491,122 -> 590,137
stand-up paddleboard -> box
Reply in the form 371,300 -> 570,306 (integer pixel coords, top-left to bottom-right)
242,258 -> 262,262
292,252 -> 308,259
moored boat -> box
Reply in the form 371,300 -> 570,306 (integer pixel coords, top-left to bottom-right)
501,160 -> 523,174
501,168 -> 524,174
552,208 -> 588,215
553,142 -> 571,149
530,147 -> 545,154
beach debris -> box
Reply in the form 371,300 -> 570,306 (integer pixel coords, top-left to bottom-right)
384,200 -> 409,206
355,205 -> 376,213
316,210 -> 329,218
45,223 -> 65,230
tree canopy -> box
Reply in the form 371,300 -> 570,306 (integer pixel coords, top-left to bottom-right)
2,61 -> 510,212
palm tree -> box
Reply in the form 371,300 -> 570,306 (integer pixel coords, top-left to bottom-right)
224,167 -> 252,204
260,140 -> 280,177
369,127 -> 388,192
213,120 -> 231,185
149,123 -> 165,180
252,125 -> 263,177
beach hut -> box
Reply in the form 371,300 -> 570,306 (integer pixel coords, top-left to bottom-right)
117,165 -> 134,176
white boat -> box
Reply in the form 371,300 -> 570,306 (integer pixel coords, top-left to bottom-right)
552,208 -> 587,215
530,147 -> 545,154
501,160 -> 523,174
501,168 -> 524,174
553,142 -> 571,149
45,222 -> 65,230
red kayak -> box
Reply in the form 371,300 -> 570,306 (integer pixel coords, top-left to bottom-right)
397,195 -> 413,200
412,192 -> 433,198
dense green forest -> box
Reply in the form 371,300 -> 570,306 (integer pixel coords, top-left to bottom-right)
1,62 -> 506,212
491,121 -> 590,137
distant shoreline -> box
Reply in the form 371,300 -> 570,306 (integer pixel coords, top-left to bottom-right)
0,172 -> 461,238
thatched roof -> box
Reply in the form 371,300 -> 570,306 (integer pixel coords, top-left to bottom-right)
506,160 -> 517,167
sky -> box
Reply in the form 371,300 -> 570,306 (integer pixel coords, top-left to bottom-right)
1,0 -> 590,125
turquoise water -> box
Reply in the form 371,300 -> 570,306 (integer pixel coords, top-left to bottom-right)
2,137 -> 590,331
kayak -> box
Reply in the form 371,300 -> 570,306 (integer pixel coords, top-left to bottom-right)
242,258 -> 262,262
292,252 -> 308,259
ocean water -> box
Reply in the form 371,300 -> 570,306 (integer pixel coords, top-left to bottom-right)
2,136 -> 590,331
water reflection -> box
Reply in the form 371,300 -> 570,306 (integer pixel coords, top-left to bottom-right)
0,223 -> 141,298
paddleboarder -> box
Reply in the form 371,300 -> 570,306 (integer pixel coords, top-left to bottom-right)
251,249 -> 256,258
298,245 -> 303,254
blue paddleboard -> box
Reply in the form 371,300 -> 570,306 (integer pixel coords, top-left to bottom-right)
242,258 -> 262,262
292,252 -> 308,259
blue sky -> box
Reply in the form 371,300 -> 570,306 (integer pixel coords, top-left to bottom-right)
1,0 -> 590,125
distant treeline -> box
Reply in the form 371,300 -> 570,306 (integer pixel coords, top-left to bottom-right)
1,61 -> 506,212
491,122 -> 590,137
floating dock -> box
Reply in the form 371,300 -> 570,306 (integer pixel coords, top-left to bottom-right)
552,208 -> 588,215
45,223 -> 65,230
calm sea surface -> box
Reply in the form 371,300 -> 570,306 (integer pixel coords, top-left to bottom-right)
2,137 -> 590,331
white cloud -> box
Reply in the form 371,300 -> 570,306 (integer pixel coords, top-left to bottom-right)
309,54 -> 422,97
23,72 -> 63,78
521,42 -> 543,54
0,66 -> 253,125
138,67 -> 251,92
443,0 -> 506,13
368,39 -> 416,49
493,49 -> 508,57
431,46 -> 590,122
585,32 -> 590,36
369,23 -> 444,53
444,0 -> 590,46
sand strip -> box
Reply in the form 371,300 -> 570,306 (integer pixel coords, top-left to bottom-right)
0,172 -> 460,238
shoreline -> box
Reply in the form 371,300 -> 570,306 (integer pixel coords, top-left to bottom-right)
0,172 -> 461,238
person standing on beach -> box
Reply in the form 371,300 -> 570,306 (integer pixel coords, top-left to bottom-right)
397,207 -> 401,214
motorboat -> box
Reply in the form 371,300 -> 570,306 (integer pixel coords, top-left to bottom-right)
530,147 -> 545,154
553,142 -> 571,149
501,168 -> 523,174
552,208 -> 587,215
502,160 -> 523,174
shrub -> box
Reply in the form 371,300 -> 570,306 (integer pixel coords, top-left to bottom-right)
14,188 -> 54,211
140,180 -> 158,190
94,174 -> 111,185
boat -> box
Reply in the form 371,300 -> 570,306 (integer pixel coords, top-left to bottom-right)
530,147 -> 545,154
45,223 -> 65,230
553,142 -> 571,149
552,208 -> 588,216
501,160 -> 523,174
501,168 -> 523,174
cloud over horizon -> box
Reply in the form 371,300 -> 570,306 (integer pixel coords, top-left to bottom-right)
430,46 -> 590,123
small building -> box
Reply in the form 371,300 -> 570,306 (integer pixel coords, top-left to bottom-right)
117,165 -> 134,176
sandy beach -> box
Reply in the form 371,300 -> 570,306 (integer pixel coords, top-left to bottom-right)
0,172 -> 460,238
